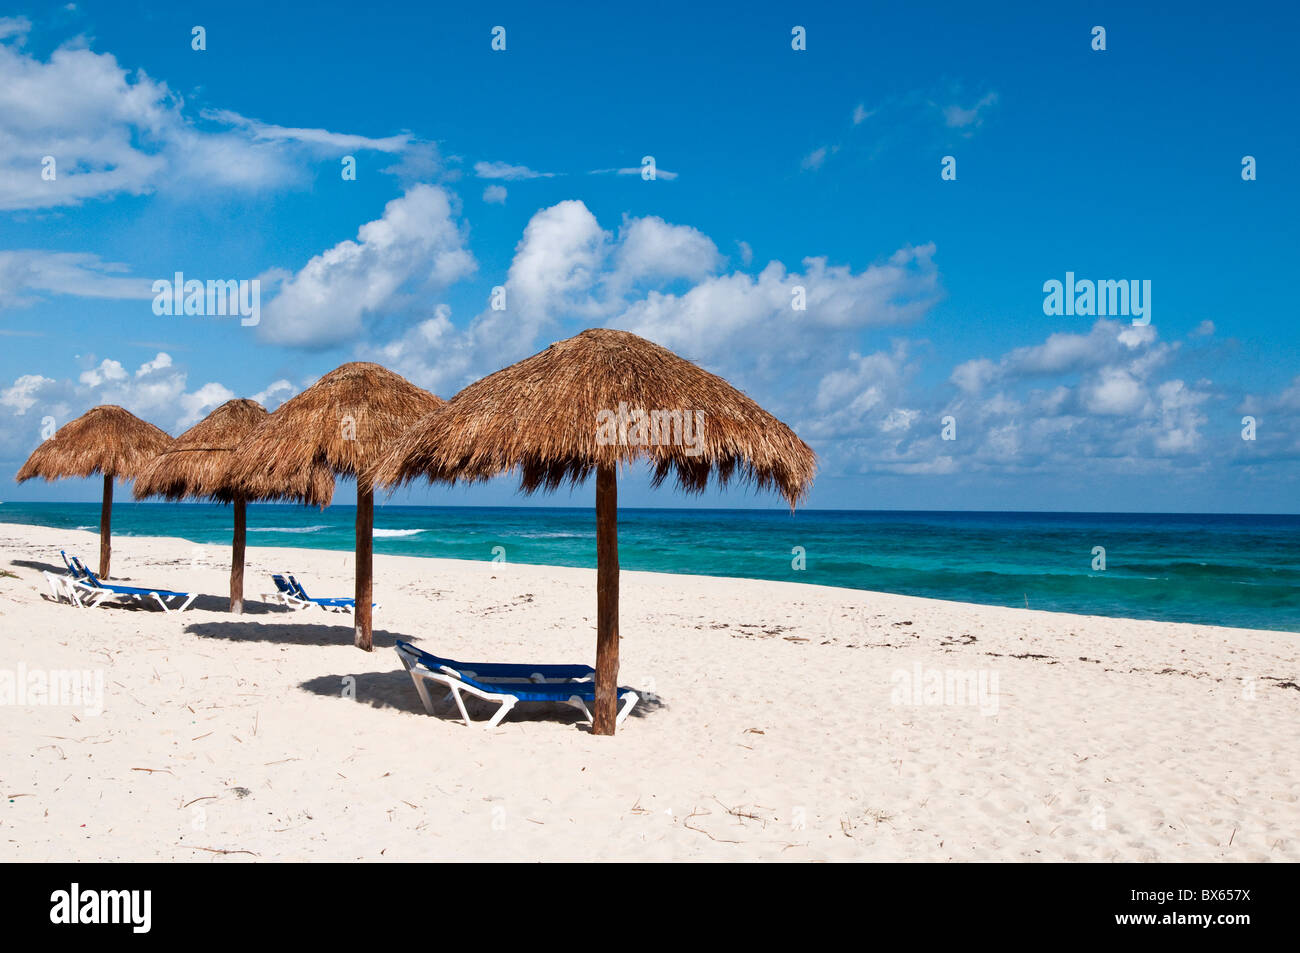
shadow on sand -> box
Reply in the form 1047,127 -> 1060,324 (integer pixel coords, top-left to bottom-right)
183,619 -> 405,648
10,558 -> 66,575
297,668 -> 667,727
183,595 -> 288,615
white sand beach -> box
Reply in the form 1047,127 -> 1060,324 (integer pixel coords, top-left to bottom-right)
1,521 -> 1297,862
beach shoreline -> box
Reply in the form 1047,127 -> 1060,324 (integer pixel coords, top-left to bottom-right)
2,522 -> 1297,862
4,503 -> 1297,633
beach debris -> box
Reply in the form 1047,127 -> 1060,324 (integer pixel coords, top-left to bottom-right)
183,845 -> 259,857
683,808 -> 741,844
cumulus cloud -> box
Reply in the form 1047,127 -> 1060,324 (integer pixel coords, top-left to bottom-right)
359,200 -> 625,394
616,243 -> 941,367
258,185 -> 476,348
952,321 -> 1167,390
0,32 -> 434,210
362,202 -> 941,426
0,351 -> 248,460
846,320 -> 1219,480
482,184 -> 507,204
251,378 -> 296,410
610,215 -> 722,290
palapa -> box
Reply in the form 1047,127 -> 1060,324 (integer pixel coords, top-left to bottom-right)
226,363 -> 444,649
133,398 -> 269,612
16,405 -> 172,579
373,328 -> 815,734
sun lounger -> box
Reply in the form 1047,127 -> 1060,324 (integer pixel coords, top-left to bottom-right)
394,640 -> 637,729
43,570 -> 83,606
65,554 -> 197,613
262,573 -> 375,613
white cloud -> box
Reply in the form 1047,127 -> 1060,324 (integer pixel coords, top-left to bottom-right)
0,34 -> 433,210
362,201 -> 921,401
201,109 -> 411,153
135,352 -> 172,376
588,167 -> 680,181
610,215 -> 721,290
177,381 -> 236,428
0,16 -> 31,42
805,345 -> 916,440
954,320 -> 1170,391
473,160 -> 558,180
482,184 -> 507,204
0,373 -> 54,414
251,379 -> 295,410
616,243 -> 941,364
498,200 -> 610,321
78,358 -> 127,387
801,146 -> 831,171
259,185 -> 476,348
951,357 -> 998,394
0,351 -> 252,459
942,92 -> 998,130
0,251 -> 154,310
1082,367 -> 1145,415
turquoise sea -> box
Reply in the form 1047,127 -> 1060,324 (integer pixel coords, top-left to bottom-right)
2,503 -> 1298,632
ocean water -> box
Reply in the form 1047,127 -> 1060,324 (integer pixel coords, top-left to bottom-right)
2,502 -> 1298,632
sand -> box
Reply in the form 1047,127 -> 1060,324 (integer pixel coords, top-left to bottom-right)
1,521 -> 1296,862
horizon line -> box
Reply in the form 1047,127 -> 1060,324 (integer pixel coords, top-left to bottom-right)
2,501 -> 1298,518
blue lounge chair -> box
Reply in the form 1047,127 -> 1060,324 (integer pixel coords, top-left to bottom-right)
262,573 -> 375,612
65,554 -> 197,613
394,640 -> 638,729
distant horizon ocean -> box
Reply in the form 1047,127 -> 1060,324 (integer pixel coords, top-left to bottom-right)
2,502 -> 1298,633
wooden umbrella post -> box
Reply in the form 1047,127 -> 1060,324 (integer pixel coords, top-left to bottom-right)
355,484 -> 374,651
99,473 -> 113,579
230,494 -> 246,614
593,465 -> 620,735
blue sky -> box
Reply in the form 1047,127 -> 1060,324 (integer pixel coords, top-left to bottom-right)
2,1 -> 1297,511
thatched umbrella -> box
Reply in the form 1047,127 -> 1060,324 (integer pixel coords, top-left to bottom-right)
15,405 -> 172,579
226,363 -> 444,650
132,399 -> 269,613
373,328 -> 816,735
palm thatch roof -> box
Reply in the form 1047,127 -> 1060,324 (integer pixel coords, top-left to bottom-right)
372,328 -> 816,506
133,399 -> 269,501
15,405 -> 172,483
227,362 -> 444,506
